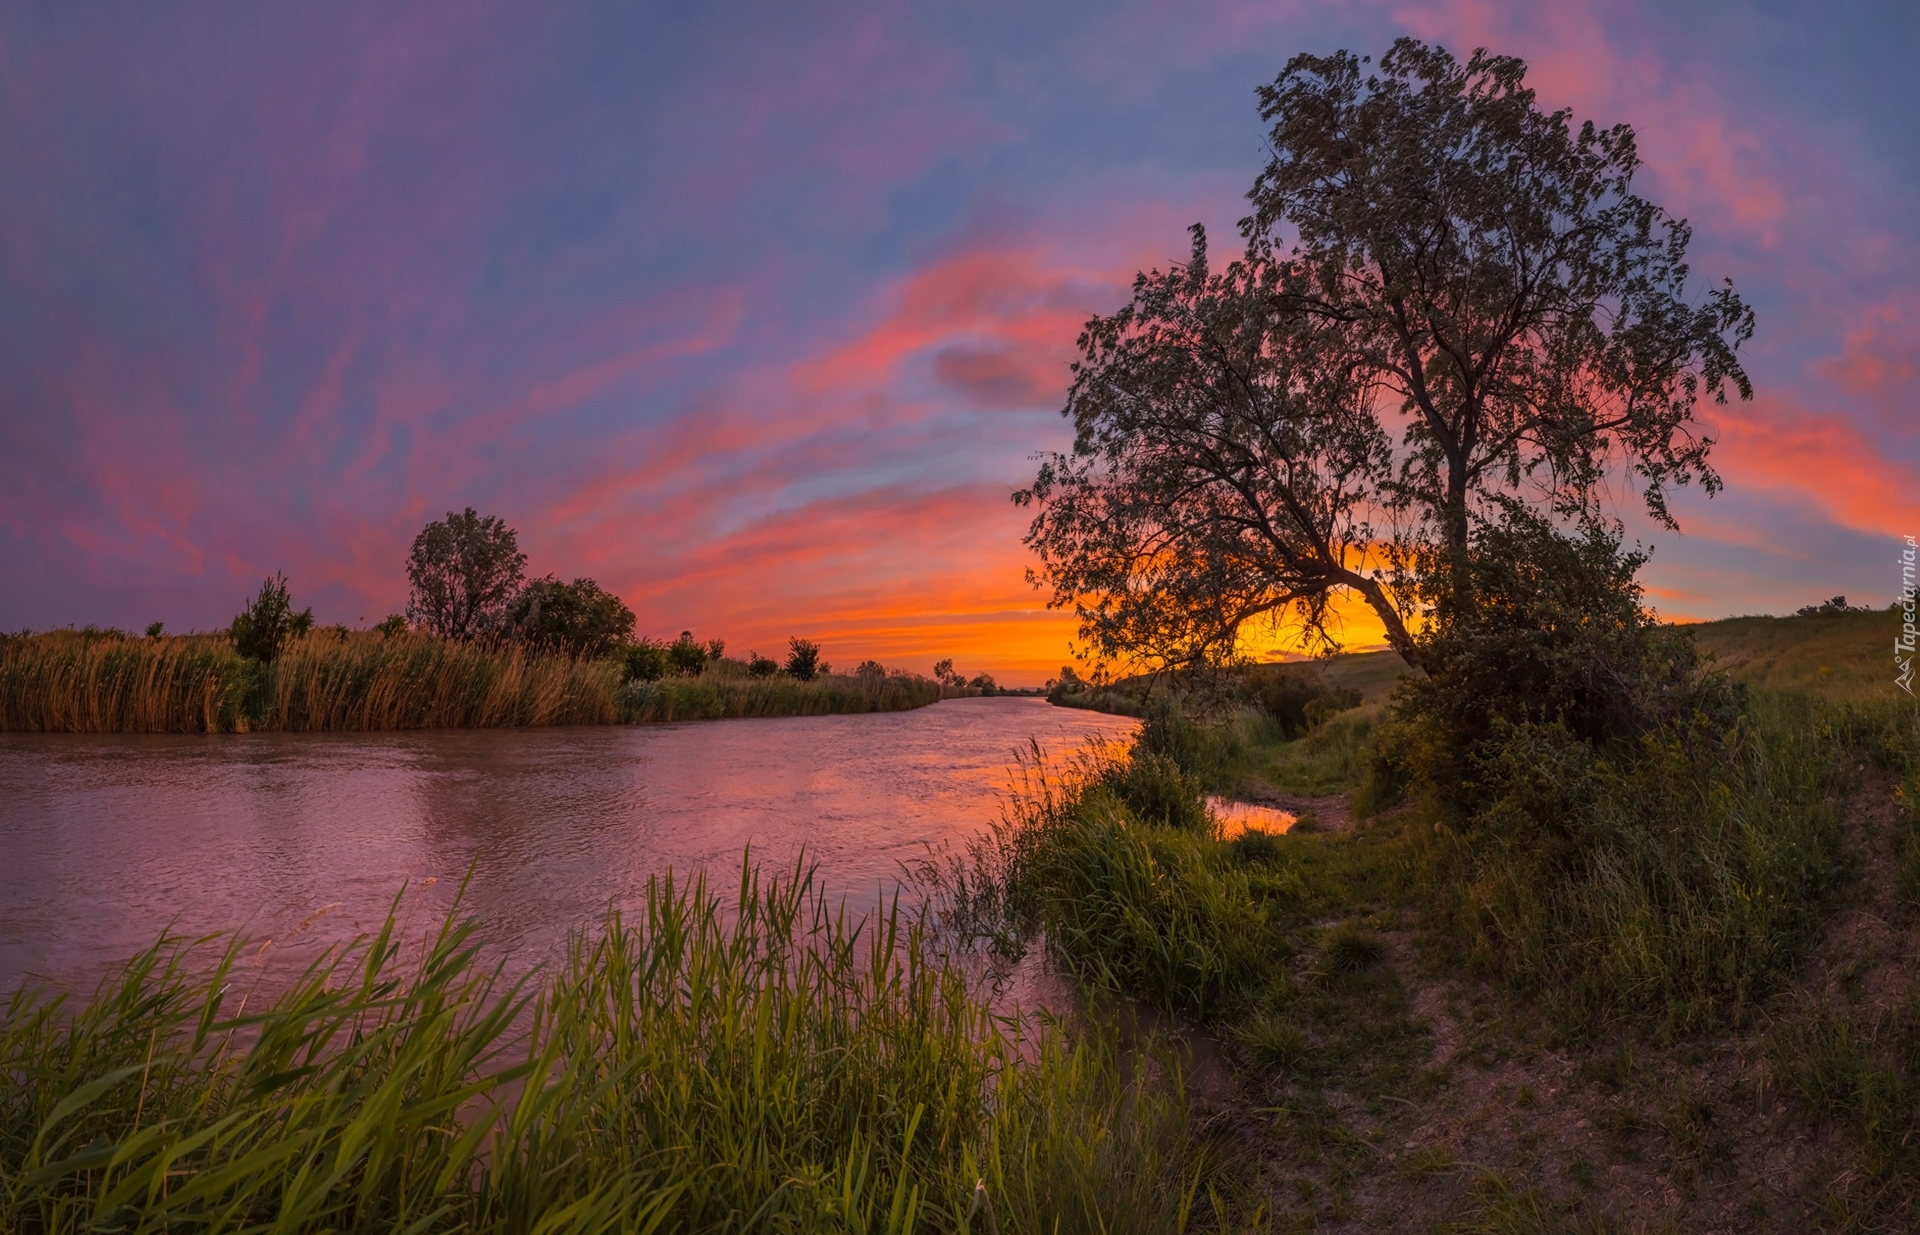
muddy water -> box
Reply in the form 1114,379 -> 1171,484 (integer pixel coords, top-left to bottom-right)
0,698 -> 1137,994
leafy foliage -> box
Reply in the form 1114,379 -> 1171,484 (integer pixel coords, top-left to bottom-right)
666,631 -> 708,676
1020,38 -> 1754,671
227,573 -> 312,663
1389,504 -> 1734,818
785,637 -> 822,681
619,638 -> 669,682
745,651 -> 780,679
501,575 -> 635,658
404,508 -> 527,639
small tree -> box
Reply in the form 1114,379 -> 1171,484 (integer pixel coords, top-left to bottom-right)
144,621 -> 165,639
667,631 -> 708,676
854,659 -> 887,684
785,638 -> 822,681
405,508 -> 527,639
229,573 -> 313,662
968,672 -> 999,696
621,639 -> 669,682
932,658 -> 966,689
746,651 -> 780,678
503,576 -> 636,658
375,614 -> 408,638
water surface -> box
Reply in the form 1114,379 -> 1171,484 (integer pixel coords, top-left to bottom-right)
0,699 -> 1136,993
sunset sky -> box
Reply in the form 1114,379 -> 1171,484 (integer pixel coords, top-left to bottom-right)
1,1 -> 1913,684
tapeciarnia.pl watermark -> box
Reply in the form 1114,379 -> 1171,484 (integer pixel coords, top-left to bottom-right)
1900,535 -> 1917,696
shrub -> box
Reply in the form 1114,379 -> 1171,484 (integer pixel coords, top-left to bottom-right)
143,621 -> 164,639
374,614 -> 408,638
502,575 -> 635,658
1231,670 -> 1363,738
969,672 -> 999,695
1394,504 -> 1736,820
1101,750 -> 1211,832
1010,787 -> 1265,1016
227,573 -> 313,663
620,638 -> 669,682
1414,699 -> 1848,1033
786,637 -> 822,681
666,631 -> 708,676
746,651 -> 779,678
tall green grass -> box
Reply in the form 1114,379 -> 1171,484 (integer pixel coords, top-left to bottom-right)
0,860 -> 1224,1233
622,670 -> 943,722
927,743 -> 1266,1018
0,631 -> 947,733
1407,692 -> 1863,1034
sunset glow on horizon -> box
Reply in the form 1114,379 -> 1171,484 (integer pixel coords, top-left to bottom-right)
2,1 -> 1913,685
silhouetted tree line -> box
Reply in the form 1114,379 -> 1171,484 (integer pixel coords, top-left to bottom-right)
218,508 -> 874,686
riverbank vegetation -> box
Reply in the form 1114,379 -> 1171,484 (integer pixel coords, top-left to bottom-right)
931,628 -> 1919,1227
0,860 -> 1228,1233
0,627 -> 956,733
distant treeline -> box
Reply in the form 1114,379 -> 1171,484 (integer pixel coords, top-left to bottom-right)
0,627 -> 967,733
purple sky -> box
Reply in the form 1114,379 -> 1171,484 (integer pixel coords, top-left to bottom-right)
1,0 -> 1914,682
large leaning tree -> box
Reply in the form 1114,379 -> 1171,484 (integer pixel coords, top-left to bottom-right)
1017,40 -> 1754,673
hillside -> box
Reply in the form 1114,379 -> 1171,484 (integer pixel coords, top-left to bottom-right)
1063,607 -> 1905,711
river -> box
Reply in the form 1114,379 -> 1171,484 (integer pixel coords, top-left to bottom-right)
0,698 -> 1137,994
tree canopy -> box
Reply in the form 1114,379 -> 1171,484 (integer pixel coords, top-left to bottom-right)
1019,39 -> 1754,672
501,575 -> 635,658
405,508 -> 527,639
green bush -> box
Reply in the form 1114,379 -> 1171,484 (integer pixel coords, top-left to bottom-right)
666,631 -> 708,675
227,573 -> 313,663
501,575 -> 635,657
1412,697 -> 1849,1033
1026,792 -> 1267,1016
785,637 -> 822,681
1393,506 -> 1737,821
619,638 -> 668,682
1101,750 -> 1211,832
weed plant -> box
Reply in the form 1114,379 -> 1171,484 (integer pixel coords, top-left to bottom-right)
0,859 -> 1224,1233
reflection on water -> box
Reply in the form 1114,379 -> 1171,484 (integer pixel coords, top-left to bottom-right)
0,699 -> 1137,993
1206,796 -> 1297,837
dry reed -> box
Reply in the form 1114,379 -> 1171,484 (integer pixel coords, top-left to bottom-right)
0,631 -> 952,733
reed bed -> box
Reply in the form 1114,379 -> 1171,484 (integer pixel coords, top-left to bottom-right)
0,631 -> 251,732
261,633 -> 622,729
622,671 -> 946,722
0,859 -> 1224,1233
0,632 -> 949,733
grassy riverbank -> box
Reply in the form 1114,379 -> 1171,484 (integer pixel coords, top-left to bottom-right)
0,629 -> 950,732
934,615 -> 1920,1229
0,859 -> 1227,1233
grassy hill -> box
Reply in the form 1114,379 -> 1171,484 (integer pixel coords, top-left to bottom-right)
1066,606 -> 1907,711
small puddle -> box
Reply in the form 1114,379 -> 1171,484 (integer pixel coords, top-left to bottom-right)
1206,796 -> 1297,837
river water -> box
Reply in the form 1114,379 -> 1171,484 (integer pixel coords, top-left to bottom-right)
0,698 -> 1137,995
